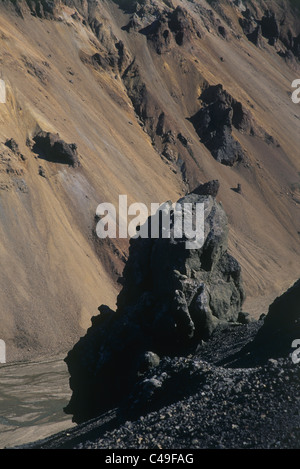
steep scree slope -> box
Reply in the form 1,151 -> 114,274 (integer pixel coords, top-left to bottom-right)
0,0 -> 299,360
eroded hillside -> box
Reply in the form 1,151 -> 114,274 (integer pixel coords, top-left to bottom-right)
0,0 -> 299,360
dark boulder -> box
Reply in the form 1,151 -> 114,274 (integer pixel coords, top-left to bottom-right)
191,180 -> 220,198
33,131 -> 80,167
238,311 -> 254,324
218,25 -> 228,39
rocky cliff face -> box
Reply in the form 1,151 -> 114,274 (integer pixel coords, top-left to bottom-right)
64,193 -> 245,423
248,278 -> 300,358
0,0 -> 299,360
23,277 -> 300,449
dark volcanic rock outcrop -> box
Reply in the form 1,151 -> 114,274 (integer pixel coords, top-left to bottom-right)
293,33 -> 300,59
120,59 -> 191,177
248,278 -> 300,359
64,194 -> 245,423
239,5 -> 300,61
191,180 -> 220,198
4,138 -> 25,161
24,281 -> 300,448
21,0 -> 59,19
168,6 -> 195,46
141,6 -> 200,54
141,16 -> 173,54
33,131 -> 80,167
261,10 -> 280,46
247,24 -> 263,47
190,84 -> 254,166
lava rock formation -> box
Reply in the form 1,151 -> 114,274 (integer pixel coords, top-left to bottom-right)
64,193 -> 245,423
190,84 -> 254,166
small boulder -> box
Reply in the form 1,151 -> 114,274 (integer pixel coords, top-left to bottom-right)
191,180 -> 220,198
238,311 -> 254,324
33,131 -> 80,167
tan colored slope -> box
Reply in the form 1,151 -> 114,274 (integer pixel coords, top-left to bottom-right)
0,1 -> 299,361
0,5 -> 183,361
114,0 -> 300,302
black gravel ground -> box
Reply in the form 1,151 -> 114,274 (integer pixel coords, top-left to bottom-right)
18,320 -> 300,449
